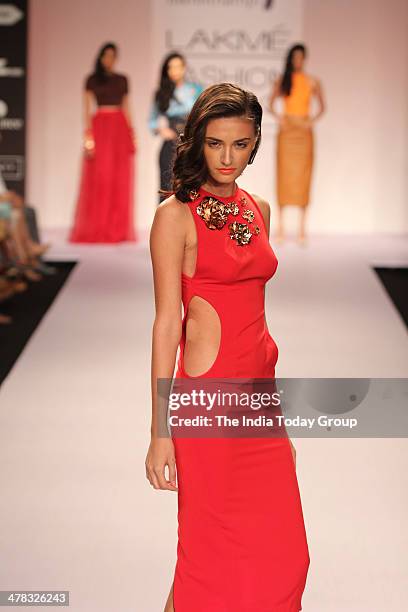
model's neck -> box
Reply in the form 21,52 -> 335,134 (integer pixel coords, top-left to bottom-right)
201,179 -> 237,198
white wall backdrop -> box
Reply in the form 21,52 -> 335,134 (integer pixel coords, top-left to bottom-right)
27,0 -> 154,233
151,0 -> 304,203
303,0 -> 408,234
26,0 -> 408,234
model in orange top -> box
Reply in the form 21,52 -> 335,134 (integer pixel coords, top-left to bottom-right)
269,43 -> 326,245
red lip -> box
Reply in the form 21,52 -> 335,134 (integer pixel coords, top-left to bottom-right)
217,168 -> 236,173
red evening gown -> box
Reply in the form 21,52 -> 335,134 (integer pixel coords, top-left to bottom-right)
171,184 -> 310,611
69,108 -> 136,243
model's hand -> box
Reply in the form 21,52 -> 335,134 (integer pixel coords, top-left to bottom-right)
159,127 -> 178,141
83,130 -> 95,157
289,440 -> 297,469
128,126 -> 137,152
145,437 -> 178,491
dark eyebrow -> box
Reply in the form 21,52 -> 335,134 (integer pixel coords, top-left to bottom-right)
205,137 -> 251,143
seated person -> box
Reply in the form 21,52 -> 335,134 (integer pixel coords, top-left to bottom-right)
0,170 -> 52,280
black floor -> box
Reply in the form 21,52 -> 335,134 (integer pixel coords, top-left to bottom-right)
0,261 -> 77,385
374,267 -> 408,329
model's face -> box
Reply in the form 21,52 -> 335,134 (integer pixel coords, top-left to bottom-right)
292,49 -> 305,71
167,57 -> 186,84
101,48 -> 116,71
203,115 -> 258,185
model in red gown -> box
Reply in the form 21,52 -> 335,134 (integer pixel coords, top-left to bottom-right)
171,183 -> 310,611
69,54 -> 136,243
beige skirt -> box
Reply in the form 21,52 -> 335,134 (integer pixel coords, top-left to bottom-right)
276,115 -> 314,207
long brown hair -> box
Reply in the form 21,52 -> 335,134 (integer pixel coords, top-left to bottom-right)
163,83 -> 262,203
280,43 -> 307,96
155,52 -> 186,113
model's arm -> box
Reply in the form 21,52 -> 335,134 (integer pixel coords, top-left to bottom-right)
83,90 -> 95,155
121,78 -> 134,130
145,197 -> 186,491
83,89 -> 94,133
121,93 -> 133,129
268,76 -> 283,122
148,99 -> 162,135
148,100 -> 178,141
311,77 -> 326,123
121,93 -> 137,149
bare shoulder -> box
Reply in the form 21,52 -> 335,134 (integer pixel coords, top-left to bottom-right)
149,195 -> 187,265
153,194 -> 187,225
250,193 -> 270,234
250,193 -> 270,218
150,194 -> 188,243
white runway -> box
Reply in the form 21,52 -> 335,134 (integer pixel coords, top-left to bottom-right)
0,231 -> 407,611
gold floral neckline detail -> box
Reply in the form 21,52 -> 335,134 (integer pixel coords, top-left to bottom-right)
189,187 -> 261,246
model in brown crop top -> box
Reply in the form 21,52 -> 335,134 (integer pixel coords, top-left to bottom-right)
85,73 -> 128,106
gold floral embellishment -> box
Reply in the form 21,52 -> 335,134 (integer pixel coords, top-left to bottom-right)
230,202 -> 240,216
242,209 -> 255,223
189,189 -> 199,201
228,221 -> 253,246
194,191 -> 262,245
196,196 -> 232,230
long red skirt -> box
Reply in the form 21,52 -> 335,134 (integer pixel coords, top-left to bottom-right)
69,109 -> 137,243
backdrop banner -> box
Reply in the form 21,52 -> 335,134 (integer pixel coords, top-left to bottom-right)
152,0 -> 304,197
0,0 -> 28,196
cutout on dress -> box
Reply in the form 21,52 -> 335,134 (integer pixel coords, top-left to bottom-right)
183,295 -> 221,377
